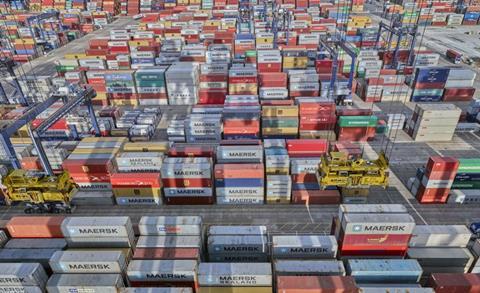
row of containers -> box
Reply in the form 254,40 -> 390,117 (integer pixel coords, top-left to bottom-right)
8,136 -> 378,205
0,204 -> 480,292
0,10 -> 112,63
409,155 -> 480,204
385,0 -> 480,26
2,0 -> 91,11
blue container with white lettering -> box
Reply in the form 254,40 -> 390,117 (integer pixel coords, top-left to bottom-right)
215,178 -> 264,188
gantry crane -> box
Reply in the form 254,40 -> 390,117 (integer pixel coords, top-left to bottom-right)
318,151 -> 390,188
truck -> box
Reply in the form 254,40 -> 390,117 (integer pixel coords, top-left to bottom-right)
446,49 -> 462,64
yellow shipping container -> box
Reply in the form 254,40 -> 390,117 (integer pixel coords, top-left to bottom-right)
64,53 -> 88,60
14,39 -> 35,45
164,33 -> 182,38
113,188 -> 162,198
262,106 -> 298,117
110,99 -> 139,107
341,187 -> 369,197
228,84 -> 258,93
299,130 -> 337,140
177,0 -> 189,4
128,40 -> 150,47
82,137 -> 128,143
262,127 -> 298,135
256,37 -> 274,44
265,167 -> 290,175
283,57 -> 308,68
10,137 -> 32,144
72,148 -> 120,154
205,20 -> 221,26
199,287 -> 272,293
122,142 -> 170,152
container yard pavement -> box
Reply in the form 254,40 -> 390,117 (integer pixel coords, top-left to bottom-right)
1,13 -> 480,232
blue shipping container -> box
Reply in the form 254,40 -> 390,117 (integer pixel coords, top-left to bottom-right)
215,178 -> 264,188
410,95 -> 443,102
347,259 -> 422,284
414,68 -> 450,83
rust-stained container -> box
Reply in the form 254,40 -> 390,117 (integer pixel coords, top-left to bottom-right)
7,217 -> 65,238
430,273 -> 480,293
276,276 -> 359,293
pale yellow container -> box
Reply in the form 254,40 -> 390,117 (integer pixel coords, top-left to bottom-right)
123,142 -> 170,152
262,106 -> 298,117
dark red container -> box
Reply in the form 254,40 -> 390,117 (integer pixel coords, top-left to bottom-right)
167,146 -> 215,157
286,139 -> 329,157
426,156 -> 459,174
164,196 -> 215,205
62,159 -> 114,174
430,273 -> 480,293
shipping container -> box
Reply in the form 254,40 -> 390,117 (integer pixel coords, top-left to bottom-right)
46,274 -> 124,293
198,263 -> 272,286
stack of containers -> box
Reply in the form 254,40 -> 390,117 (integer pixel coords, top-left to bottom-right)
62,137 -> 126,191
258,71 -> 288,101
199,63 -> 229,105
161,157 -> 214,205
261,105 -> 299,139
134,216 -> 202,262
215,145 -> 264,204
452,158 -> 480,191
336,115 -> 378,142
265,139 -> 291,204
4,216 -> 65,271
134,67 -> 168,106
167,119 -> 186,142
297,98 -> 337,140
228,67 -> 258,95
442,67 -> 476,102
410,156 -> 459,203
380,72 -> 410,102
105,70 -> 137,106
198,263 -> 273,293
334,204 -> 415,258
223,95 -> 261,139
405,104 -> 461,142
207,226 -> 269,262
185,113 -> 223,143
288,70 -> 320,98
410,67 -> 449,102
166,62 -> 200,105
110,172 -> 162,205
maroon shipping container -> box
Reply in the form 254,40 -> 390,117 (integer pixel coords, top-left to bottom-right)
167,146 -> 215,157
291,189 -> 341,204
336,109 -> 372,116
286,139 -> 329,157
426,156 -> 459,175
220,139 -> 262,145
443,87 -> 475,101
133,248 -> 200,260
62,159 -> 114,174
430,273 -> 480,293
336,127 -> 376,142
164,196 -> 215,205
276,276 -> 359,293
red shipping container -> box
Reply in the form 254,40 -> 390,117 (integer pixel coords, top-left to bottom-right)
426,156 -> 459,174
215,164 -> 264,179
291,189 -> 341,204
340,247 -> 408,257
337,109 -> 372,116
110,173 -> 162,188
286,139 -> 329,157
276,276 -> 359,293
258,72 -> 287,87
425,171 -> 457,181
198,89 -> 227,104
337,127 -> 376,142
69,172 -> 111,183
430,273 -> 480,293
257,62 -> 282,73
164,196 -> 214,205
341,234 -> 411,247
161,178 -> 212,188
7,216 -> 64,238
133,248 -> 200,260
21,157 -> 42,170
298,102 -> 336,115
62,159 -> 114,174
414,82 -> 446,90
223,120 -> 260,128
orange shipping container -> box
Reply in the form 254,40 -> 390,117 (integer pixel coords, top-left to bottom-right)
6,216 -> 64,238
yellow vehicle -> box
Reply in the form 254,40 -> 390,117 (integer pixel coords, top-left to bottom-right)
318,151 -> 389,188
2,170 -> 77,213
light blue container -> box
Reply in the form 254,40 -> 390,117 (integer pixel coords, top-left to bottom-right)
347,259 -> 423,284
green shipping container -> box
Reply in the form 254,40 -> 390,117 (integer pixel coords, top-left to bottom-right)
457,158 -> 480,173
338,116 -> 378,127
245,50 -> 257,57
135,80 -> 166,88
105,81 -> 136,87
56,65 -> 77,72
262,118 -> 299,128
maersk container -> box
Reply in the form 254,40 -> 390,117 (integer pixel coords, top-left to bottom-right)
208,235 -> 268,254
120,289 -> 193,293
341,213 -> 415,235
198,263 -> 272,286
49,251 -> 127,274
0,286 -> 43,293
208,253 -> 269,263
347,259 -> 422,283
208,226 -> 267,236
272,235 -> 337,259
163,157 -> 212,164
164,188 -> 213,197
46,274 -> 124,293
115,152 -> 164,172
0,249 -> 58,270
216,187 -> 264,197
0,263 -> 48,287
160,163 -> 212,179
290,159 -> 320,174
274,260 -> 346,276
409,225 -> 471,248
61,217 -> 134,238
359,286 -> 434,292
5,239 -> 67,250
407,248 -> 474,268
138,216 -> 202,236
136,236 -> 202,248
126,260 -> 197,283
216,146 -> 263,163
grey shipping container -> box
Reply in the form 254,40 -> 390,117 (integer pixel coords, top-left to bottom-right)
0,249 -> 58,269
0,263 -> 48,287
208,226 -> 267,236
272,235 -> 337,259
208,235 -> 268,254
347,259 -> 423,283
198,263 -> 272,286
127,260 -> 197,282
5,239 -> 67,250
0,287 -> 43,293
409,225 -> 471,248
61,217 -> 134,238
407,247 -> 474,267
49,250 -> 127,274
274,260 -> 346,276
46,274 -> 124,293
138,216 -> 202,236
136,236 -> 202,248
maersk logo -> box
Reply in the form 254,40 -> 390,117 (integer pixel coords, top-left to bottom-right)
352,225 -> 363,232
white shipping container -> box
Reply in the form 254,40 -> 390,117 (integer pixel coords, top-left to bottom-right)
272,235 -> 337,258
342,213 -> 415,235
208,235 -> 268,254
61,217 -> 134,238
127,260 -> 197,282
49,251 -> 127,273
274,260 -> 346,276
138,216 -> 202,236
115,152 -> 163,172
136,236 -> 201,248
0,263 -> 48,287
198,263 -> 272,286
46,274 -> 124,293
209,226 -> 267,236
409,225 -> 471,248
